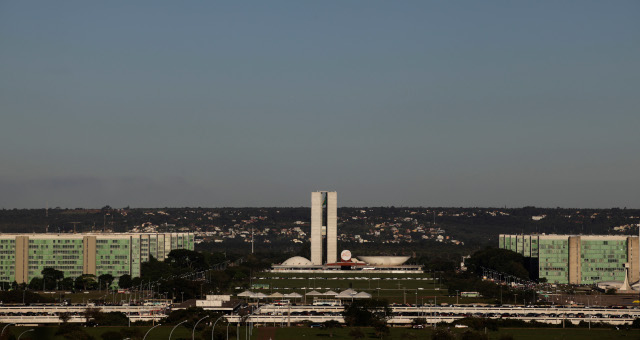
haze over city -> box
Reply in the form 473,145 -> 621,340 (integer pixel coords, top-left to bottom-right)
1,1 -> 639,209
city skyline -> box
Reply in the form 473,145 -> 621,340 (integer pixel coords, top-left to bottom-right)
1,1 -> 639,209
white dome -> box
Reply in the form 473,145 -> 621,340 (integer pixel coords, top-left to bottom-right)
281,256 -> 313,266
356,256 -> 410,266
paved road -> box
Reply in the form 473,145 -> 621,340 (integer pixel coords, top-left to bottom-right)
226,304 -> 640,326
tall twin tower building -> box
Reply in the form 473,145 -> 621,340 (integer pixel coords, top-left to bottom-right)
311,191 -> 338,265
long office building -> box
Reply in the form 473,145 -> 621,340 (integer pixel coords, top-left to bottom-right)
499,234 -> 639,285
0,233 -> 194,284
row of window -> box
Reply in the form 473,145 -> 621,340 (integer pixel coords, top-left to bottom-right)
53,244 -> 78,249
29,260 -> 80,265
583,240 -> 625,245
98,260 -> 124,265
97,240 -> 128,244
583,267 -> 623,272
98,265 -> 125,270
543,272 -> 566,277
97,245 -> 129,249
583,257 -> 621,261
30,240 -> 78,244
53,250 -> 81,254
29,265 -> 83,270
541,267 -> 567,271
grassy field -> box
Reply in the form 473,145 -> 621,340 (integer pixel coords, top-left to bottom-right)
250,272 -> 493,305
6,325 -> 194,340
5,325 -> 638,340
267,326 -> 640,340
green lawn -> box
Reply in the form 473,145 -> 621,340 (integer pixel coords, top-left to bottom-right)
5,325 -> 638,340
268,327 -> 640,340
6,325 -> 193,340
250,272 -> 493,304
495,328 -> 639,340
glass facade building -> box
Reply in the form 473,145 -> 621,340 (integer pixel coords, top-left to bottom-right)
499,234 -> 639,285
0,233 -> 194,284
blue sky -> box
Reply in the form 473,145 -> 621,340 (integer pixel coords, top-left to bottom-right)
1,1 -> 639,208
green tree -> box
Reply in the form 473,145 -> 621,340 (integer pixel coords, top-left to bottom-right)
323,320 -> 341,338
60,277 -> 75,290
98,274 -> 114,290
42,268 -> 64,290
59,311 -> 72,324
372,319 -> 390,339
343,299 -> 391,327
75,274 -> 98,291
467,247 -> 530,280
431,328 -> 455,340
93,312 -> 128,326
166,249 -> 207,271
83,307 -> 102,325
117,274 -> 132,289
131,276 -> 143,288
28,277 -> 44,290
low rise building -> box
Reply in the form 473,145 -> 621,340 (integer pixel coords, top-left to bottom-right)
0,232 -> 194,284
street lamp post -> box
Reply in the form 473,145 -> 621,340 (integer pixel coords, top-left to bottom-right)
226,321 -> 231,340
169,320 -> 188,340
143,323 -> 162,340
211,315 -> 226,340
193,316 -> 210,340
17,329 -> 34,340
1,323 -> 15,338
455,290 -> 459,305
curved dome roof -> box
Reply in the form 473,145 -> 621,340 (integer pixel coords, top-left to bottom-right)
281,256 -> 313,266
356,256 -> 410,266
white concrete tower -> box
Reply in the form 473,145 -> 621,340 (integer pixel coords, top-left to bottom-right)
326,191 -> 338,264
310,192 -> 323,265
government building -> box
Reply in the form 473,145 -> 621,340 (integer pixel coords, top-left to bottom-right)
0,232 -> 194,284
499,234 -> 639,285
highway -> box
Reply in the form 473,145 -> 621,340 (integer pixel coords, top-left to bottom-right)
0,304 -> 167,324
225,304 -> 640,326
0,303 -> 637,326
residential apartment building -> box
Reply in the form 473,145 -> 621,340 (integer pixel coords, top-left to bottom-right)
0,233 -> 194,284
499,234 -> 639,285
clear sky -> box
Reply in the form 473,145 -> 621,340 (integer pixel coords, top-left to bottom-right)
1,1 -> 639,208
